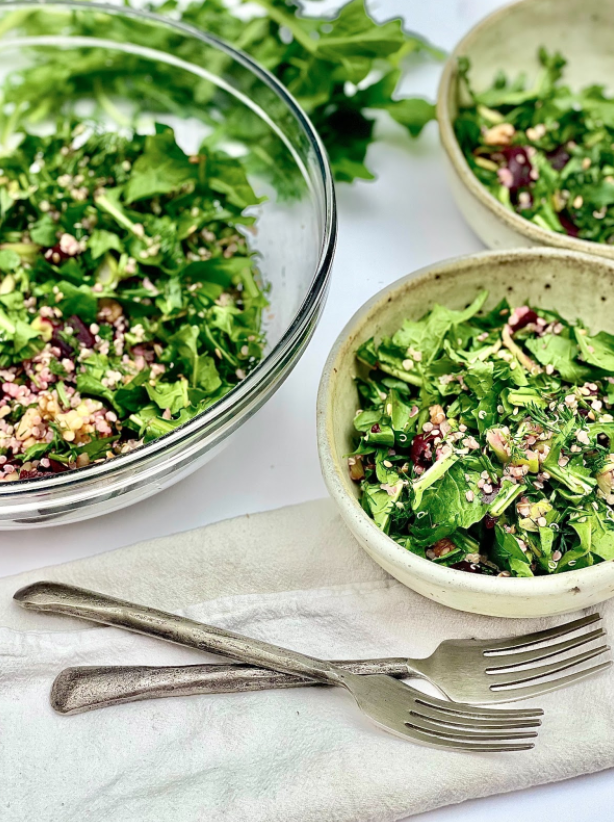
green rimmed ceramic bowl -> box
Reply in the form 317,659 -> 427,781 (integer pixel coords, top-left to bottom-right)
317,247 -> 614,617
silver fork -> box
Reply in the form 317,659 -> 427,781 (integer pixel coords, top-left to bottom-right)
49,613 -> 611,714
14,581 -> 543,752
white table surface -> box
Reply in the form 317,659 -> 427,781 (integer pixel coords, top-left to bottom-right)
3,1 -> 612,819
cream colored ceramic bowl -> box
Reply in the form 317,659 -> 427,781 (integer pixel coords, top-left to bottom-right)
317,248 -> 614,617
437,0 -> 614,260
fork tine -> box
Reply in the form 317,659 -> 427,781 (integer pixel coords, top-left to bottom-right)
490,645 -> 611,689
406,712 -> 538,741
404,712 -> 537,745
482,613 -> 602,653
485,627 -> 606,670
414,694 -> 544,722
411,699 -> 542,730
484,660 -> 612,702
397,723 -> 535,753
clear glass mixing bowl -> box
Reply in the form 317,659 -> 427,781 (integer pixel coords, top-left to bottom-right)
0,0 -> 336,527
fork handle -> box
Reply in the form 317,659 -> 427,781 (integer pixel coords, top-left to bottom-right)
52,658 -> 411,715
14,582 -> 352,687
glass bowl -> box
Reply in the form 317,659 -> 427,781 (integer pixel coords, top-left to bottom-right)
0,0 -> 336,527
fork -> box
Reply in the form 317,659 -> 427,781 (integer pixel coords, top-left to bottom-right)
14,581 -> 543,752
50,612 -> 611,714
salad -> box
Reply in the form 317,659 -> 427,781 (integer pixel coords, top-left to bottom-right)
350,292 -> 614,577
0,121 -> 266,481
455,49 -> 614,244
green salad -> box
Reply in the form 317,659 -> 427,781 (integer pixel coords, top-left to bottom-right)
351,293 -> 614,577
455,49 -> 614,244
0,120 -> 266,480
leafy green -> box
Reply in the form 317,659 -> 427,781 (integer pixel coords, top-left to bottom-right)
123,129 -> 197,204
352,290 -> 614,577
0,0 -> 442,187
0,250 -> 21,272
455,48 -> 614,245
525,334 -> 593,383
0,115 -> 267,477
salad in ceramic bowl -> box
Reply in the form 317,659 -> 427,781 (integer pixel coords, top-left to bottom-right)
351,289 -> 614,579
318,248 -> 614,617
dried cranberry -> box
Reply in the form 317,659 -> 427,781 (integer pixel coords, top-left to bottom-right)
18,468 -> 49,480
49,459 -> 70,473
558,211 -> 580,238
67,315 -> 95,348
51,330 -> 75,359
410,433 -> 436,471
578,407 -> 590,418
483,514 -> 498,529
371,424 -> 381,434
44,244 -> 76,264
508,307 -> 538,333
501,146 -> 533,190
451,561 -> 484,574
547,146 -> 571,171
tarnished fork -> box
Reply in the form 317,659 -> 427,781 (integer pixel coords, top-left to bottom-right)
48,614 -> 611,714
14,581 -> 543,753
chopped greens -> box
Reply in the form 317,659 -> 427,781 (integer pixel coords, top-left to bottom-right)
0,120 -> 266,480
351,294 -> 614,576
0,0 -> 441,187
454,49 -> 614,244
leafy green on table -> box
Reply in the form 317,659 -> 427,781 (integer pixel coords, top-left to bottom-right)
0,0 -> 442,186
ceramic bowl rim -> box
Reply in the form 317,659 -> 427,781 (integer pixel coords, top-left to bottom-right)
436,0 -> 614,258
317,246 -> 614,599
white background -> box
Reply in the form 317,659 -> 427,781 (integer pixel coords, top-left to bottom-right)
2,1 -> 612,819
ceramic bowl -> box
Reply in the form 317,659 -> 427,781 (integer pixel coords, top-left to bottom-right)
437,0 -> 614,260
317,248 -> 614,618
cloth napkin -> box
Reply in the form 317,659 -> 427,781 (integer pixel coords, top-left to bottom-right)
2,499 -> 614,822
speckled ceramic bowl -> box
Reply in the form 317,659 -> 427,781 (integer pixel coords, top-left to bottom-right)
317,248 -> 614,617
437,0 -> 614,260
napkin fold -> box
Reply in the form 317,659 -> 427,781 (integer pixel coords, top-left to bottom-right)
2,499 -> 614,822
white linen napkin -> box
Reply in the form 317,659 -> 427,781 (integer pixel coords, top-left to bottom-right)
2,499 -> 614,822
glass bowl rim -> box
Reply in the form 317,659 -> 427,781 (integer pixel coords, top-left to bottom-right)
0,0 -> 337,494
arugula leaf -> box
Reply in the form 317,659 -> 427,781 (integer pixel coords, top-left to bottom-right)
392,290 -> 488,364
412,462 -> 487,543
29,215 -> 58,246
89,229 -> 122,260
146,378 -> 190,414
575,328 -> 614,373
0,249 -> 21,271
55,282 -> 98,324
526,333 -> 593,382
492,525 -> 533,577
123,129 -> 196,203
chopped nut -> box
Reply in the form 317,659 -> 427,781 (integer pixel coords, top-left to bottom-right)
429,404 -> 446,425
483,123 -> 515,145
